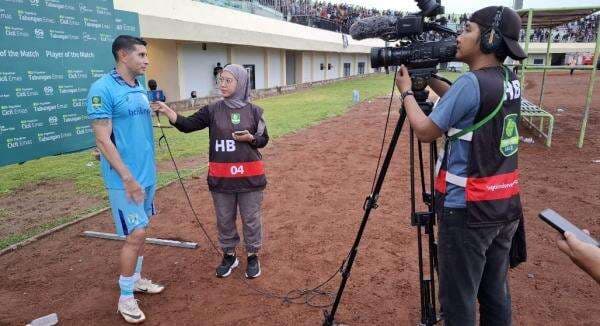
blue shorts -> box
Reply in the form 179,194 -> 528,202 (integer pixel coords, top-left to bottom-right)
107,184 -> 157,236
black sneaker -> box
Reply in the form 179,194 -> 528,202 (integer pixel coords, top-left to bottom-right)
245,254 -> 261,279
216,253 -> 239,278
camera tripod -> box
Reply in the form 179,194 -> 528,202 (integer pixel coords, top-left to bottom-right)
323,68 -> 441,326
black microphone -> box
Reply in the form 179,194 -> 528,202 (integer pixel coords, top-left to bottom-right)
349,15 -> 399,40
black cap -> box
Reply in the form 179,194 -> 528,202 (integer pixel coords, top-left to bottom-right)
470,6 -> 527,61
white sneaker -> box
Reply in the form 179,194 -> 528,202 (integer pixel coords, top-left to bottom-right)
134,278 -> 165,294
117,298 -> 146,324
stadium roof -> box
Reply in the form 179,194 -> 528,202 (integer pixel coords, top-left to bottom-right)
517,6 -> 600,28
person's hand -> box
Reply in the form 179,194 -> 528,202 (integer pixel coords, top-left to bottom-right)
123,177 -> 145,204
395,65 -> 412,94
557,230 -> 600,283
150,101 -> 177,123
232,130 -> 255,143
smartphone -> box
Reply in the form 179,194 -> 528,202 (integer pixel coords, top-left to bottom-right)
539,208 -> 599,247
147,90 -> 164,102
233,130 -> 249,136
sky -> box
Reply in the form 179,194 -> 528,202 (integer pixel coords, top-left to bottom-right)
328,0 -> 600,14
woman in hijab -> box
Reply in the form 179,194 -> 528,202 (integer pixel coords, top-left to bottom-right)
151,64 -> 268,279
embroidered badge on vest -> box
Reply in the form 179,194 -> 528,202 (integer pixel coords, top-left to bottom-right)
500,113 -> 519,157
231,112 -> 241,125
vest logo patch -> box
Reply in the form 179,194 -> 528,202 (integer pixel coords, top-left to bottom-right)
231,113 -> 241,125
500,113 -> 519,157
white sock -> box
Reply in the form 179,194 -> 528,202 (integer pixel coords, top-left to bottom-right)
118,275 -> 136,302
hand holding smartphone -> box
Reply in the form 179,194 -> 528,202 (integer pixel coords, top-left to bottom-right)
539,208 -> 599,247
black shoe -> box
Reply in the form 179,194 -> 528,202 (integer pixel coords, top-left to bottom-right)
245,254 -> 261,279
216,253 -> 239,278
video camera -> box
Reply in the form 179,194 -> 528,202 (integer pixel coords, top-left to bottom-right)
349,0 -> 457,70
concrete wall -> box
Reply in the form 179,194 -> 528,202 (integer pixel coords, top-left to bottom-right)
294,52 -> 303,85
157,43 -> 376,100
302,52 -> 312,83
145,39 -> 180,102
312,52 -> 325,82
267,49 -> 282,88
341,54 -> 355,76
178,42 -> 227,98
326,54 -> 339,80
232,45 -> 266,90
356,54 -> 369,74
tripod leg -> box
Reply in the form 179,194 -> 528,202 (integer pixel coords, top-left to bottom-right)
324,109 -> 408,326
410,128 -> 429,324
430,140 -> 440,273
428,141 -> 438,323
414,138 -> 441,325
418,141 -> 428,204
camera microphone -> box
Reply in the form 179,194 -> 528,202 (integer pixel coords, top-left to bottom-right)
350,15 -> 425,41
349,15 -> 398,40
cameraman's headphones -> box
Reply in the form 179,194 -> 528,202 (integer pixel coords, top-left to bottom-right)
480,6 -> 504,54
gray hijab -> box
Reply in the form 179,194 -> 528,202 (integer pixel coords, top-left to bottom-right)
222,64 -> 250,109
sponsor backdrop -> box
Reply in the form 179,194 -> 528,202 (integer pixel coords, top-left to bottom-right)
0,0 -> 139,166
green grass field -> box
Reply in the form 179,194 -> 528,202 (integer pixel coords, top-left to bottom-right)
0,72 -> 460,249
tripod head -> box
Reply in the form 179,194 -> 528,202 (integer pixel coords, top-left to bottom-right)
405,67 -> 438,116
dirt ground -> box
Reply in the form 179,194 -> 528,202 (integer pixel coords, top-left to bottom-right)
1,71 -> 599,325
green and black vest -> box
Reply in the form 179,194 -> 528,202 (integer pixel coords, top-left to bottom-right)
435,66 -> 523,226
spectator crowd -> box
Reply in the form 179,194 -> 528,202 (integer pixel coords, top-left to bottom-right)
256,0 -> 599,42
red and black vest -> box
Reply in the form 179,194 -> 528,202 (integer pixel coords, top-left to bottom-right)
435,66 -> 523,226
207,101 -> 267,193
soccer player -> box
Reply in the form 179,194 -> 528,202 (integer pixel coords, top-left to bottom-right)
87,35 -> 164,324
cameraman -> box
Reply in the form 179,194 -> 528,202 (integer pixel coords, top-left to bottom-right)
396,6 -> 527,326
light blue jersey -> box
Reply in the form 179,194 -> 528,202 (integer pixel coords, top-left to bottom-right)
86,69 -> 156,190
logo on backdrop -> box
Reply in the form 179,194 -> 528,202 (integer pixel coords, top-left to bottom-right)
43,86 -> 54,96
34,28 -> 44,38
